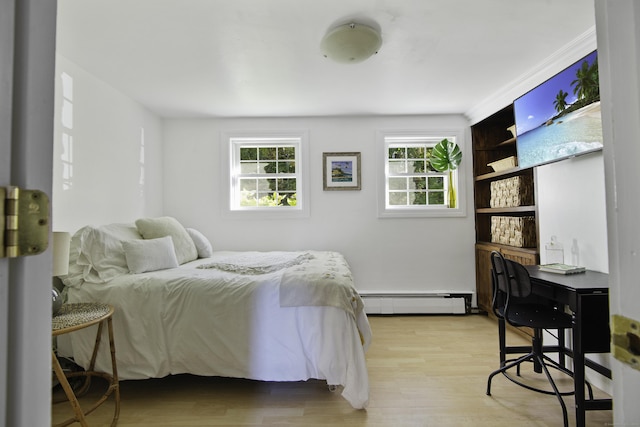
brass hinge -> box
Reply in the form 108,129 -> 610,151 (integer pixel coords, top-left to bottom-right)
1,186 -> 50,258
612,314 -> 640,371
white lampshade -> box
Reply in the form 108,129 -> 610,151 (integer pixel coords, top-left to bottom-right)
52,231 -> 71,277
320,23 -> 382,64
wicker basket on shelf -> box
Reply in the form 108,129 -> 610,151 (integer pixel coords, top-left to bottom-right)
490,175 -> 534,208
487,156 -> 517,172
491,216 -> 537,248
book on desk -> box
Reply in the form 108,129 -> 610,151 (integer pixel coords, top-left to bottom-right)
538,263 -> 586,275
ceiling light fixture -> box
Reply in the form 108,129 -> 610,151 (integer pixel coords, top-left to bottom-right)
320,22 -> 382,64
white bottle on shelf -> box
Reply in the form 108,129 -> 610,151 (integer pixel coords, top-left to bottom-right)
545,235 -> 564,264
571,239 -> 580,266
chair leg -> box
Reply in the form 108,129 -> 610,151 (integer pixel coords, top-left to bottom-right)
541,353 -> 595,400
486,352 -> 534,396
487,351 -> 570,427
536,353 -> 569,427
532,329 -> 544,373
498,318 -> 506,367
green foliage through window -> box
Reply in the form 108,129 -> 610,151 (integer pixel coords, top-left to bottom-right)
234,142 -> 299,209
386,141 -> 454,208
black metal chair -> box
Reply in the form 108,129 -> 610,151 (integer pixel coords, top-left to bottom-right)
486,251 -> 580,427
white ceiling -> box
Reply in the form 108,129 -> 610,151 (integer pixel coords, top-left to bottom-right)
56,0 -> 597,119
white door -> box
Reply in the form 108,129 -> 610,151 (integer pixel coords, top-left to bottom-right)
0,0 -> 13,421
1,0 -> 57,425
596,0 -> 640,424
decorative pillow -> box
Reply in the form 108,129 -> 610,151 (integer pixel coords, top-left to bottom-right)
135,216 -> 198,264
186,228 -> 213,258
62,223 -> 142,287
62,226 -> 89,288
123,236 -> 179,274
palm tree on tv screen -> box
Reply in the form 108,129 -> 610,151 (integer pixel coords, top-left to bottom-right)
554,90 -> 569,113
571,58 -> 599,102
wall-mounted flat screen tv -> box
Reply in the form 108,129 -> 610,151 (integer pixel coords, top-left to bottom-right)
514,50 -> 603,169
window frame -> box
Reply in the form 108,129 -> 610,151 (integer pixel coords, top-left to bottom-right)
377,129 -> 467,218
222,130 -> 310,219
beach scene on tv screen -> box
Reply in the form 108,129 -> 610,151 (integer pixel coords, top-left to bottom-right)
515,51 -> 603,169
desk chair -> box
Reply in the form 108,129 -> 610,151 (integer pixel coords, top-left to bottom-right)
486,251 -> 576,427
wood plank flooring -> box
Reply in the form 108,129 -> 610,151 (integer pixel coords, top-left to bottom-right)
52,314 -> 613,426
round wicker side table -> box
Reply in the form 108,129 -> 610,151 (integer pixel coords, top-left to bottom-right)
52,303 -> 120,427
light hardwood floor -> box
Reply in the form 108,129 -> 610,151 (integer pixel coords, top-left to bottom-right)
52,314 -> 613,426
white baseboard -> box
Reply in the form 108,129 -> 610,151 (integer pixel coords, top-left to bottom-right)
360,292 -> 472,315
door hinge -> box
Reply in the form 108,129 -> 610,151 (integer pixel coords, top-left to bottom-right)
612,314 -> 640,371
1,186 -> 50,258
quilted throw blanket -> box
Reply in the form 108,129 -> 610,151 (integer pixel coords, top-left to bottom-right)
198,251 -> 363,317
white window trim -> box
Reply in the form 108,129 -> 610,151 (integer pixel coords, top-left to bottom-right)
376,129 -> 467,218
221,130 -> 310,219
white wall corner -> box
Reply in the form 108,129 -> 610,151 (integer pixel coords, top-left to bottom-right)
466,27 -> 598,125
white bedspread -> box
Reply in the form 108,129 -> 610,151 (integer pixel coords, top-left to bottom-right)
59,251 -> 371,409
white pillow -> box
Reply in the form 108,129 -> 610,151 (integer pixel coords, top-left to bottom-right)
123,236 -> 179,274
135,216 -> 198,264
63,223 -> 142,286
186,228 -> 213,258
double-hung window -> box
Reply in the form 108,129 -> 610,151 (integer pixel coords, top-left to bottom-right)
378,131 -> 466,217
226,131 -> 309,218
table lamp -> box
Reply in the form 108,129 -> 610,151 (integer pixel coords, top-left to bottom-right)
52,231 -> 71,315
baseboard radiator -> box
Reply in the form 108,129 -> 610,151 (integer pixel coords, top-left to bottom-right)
360,292 -> 473,315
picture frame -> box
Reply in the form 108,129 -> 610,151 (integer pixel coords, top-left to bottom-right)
323,152 -> 361,191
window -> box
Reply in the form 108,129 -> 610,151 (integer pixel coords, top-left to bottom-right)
60,72 -> 74,190
224,131 -> 309,218
378,131 -> 466,218
138,127 -> 145,198
387,142 -> 446,207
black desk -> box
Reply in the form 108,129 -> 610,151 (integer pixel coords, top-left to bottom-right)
525,266 -> 612,427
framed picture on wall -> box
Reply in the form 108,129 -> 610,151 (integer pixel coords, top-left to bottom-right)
323,152 -> 361,191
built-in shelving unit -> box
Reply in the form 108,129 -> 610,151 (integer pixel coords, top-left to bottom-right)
471,105 -> 540,313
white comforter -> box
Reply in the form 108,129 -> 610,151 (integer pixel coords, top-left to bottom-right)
60,251 -> 372,409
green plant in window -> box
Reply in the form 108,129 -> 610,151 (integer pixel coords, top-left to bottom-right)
240,147 -> 257,161
285,193 -> 297,206
407,147 -> 424,159
428,176 -> 444,190
258,192 -> 285,206
412,160 -> 426,173
411,192 -> 427,205
278,146 -> 296,160
239,191 -> 257,207
412,177 -> 426,190
430,138 -> 462,208
428,191 -> 445,205
278,161 -> 295,173
257,192 -> 297,207
388,147 -> 405,159
259,147 -> 277,160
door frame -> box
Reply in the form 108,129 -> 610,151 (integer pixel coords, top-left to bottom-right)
0,0 -> 15,421
596,0 -> 640,423
1,0 -> 57,425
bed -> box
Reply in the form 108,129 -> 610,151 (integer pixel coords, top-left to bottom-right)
58,217 -> 372,409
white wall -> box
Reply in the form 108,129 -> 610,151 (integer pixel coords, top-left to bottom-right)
537,152 -> 609,272
52,55 -> 165,233
596,0 -> 640,422
163,115 -> 477,295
